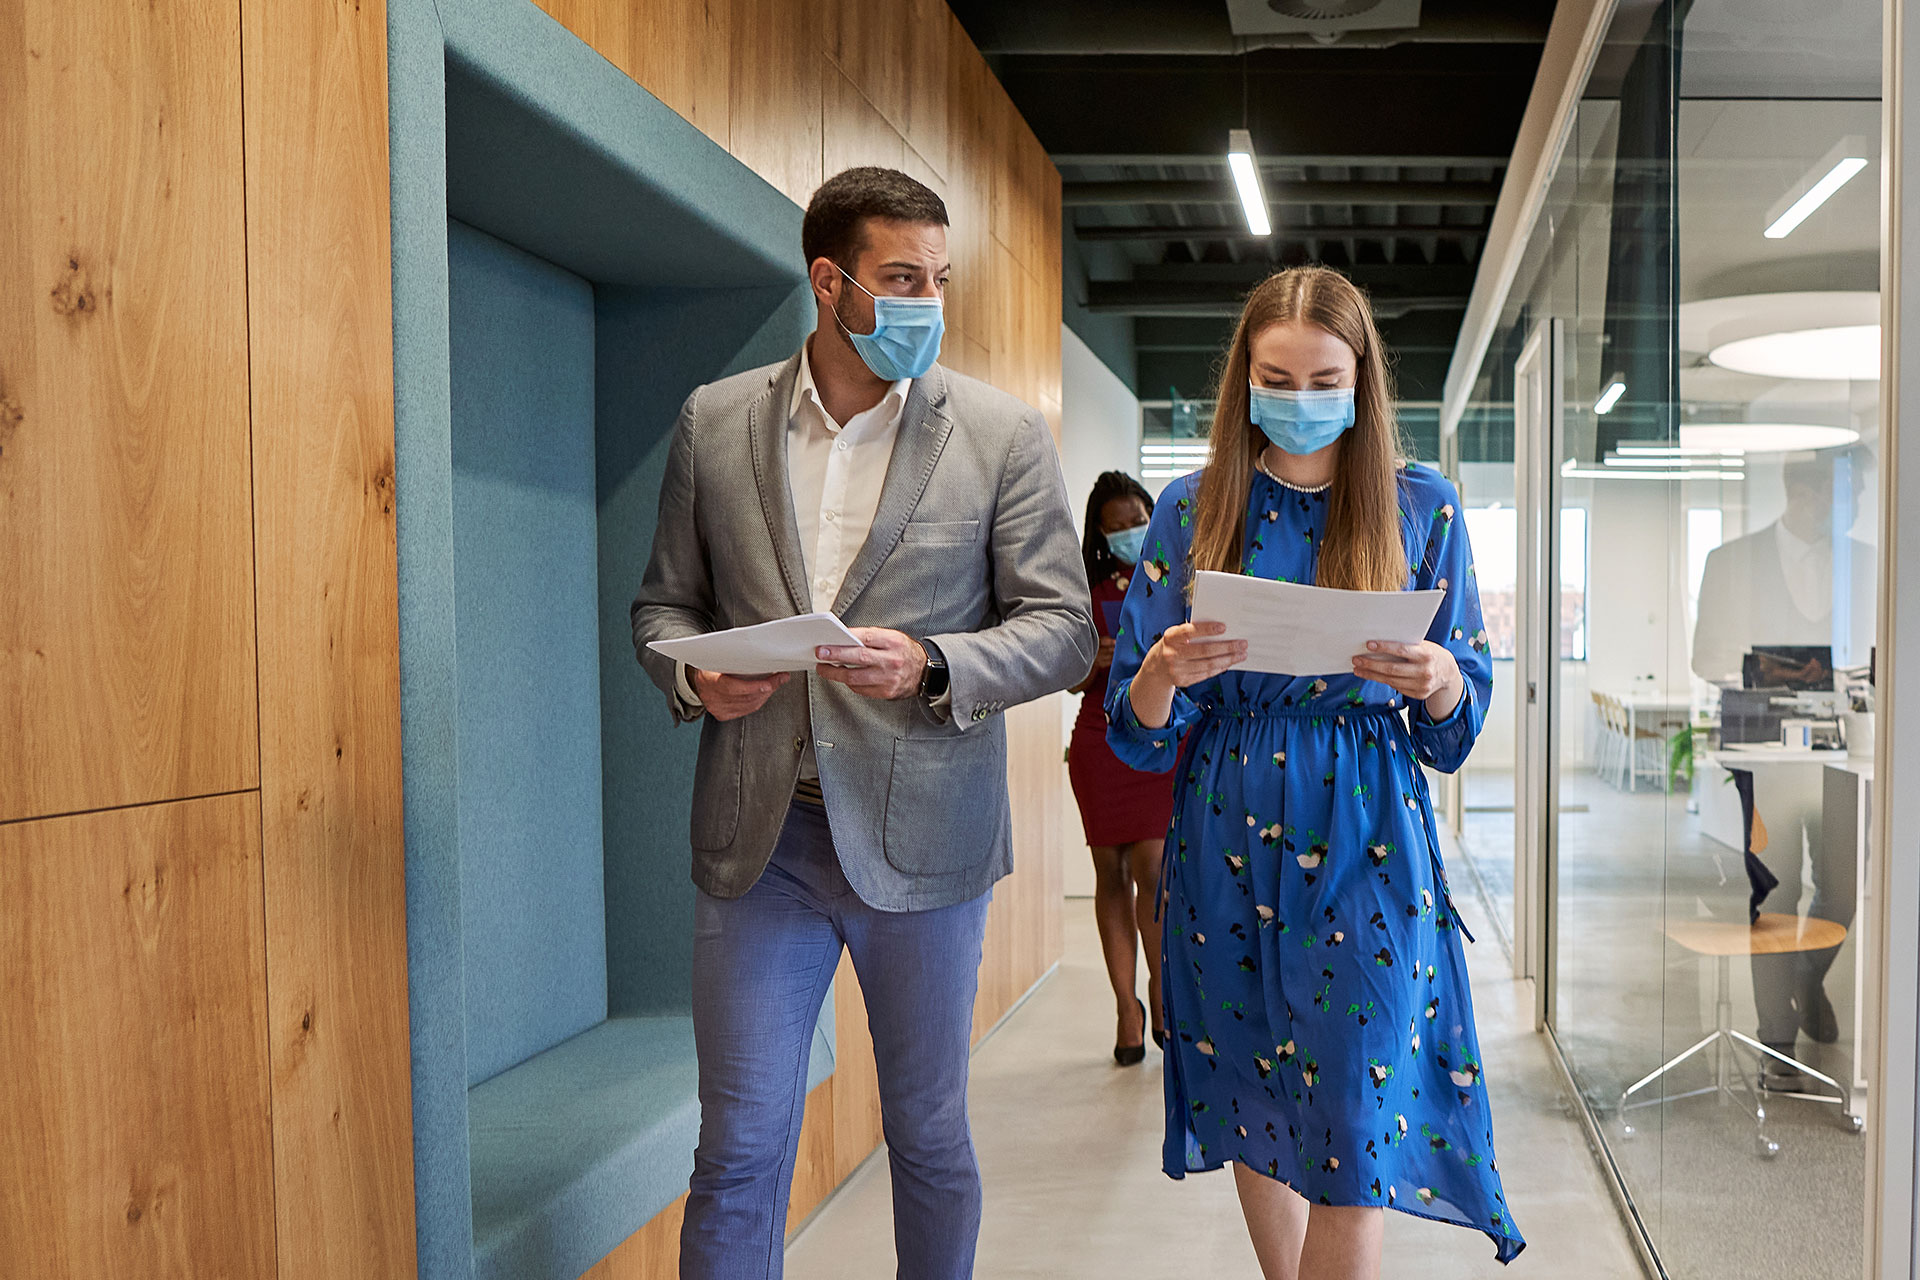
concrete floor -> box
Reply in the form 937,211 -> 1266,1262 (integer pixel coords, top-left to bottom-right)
786,841 -> 1645,1279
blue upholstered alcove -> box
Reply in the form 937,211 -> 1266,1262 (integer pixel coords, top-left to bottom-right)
388,3 -> 831,1277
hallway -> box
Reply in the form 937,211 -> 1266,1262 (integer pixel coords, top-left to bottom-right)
787,840 -> 1645,1279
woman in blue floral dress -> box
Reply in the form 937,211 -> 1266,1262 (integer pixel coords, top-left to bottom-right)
1106,266 -> 1522,1274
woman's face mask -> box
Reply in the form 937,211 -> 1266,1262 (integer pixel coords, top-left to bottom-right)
833,265 -> 945,382
1248,385 -> 1356,455
1104,523 -> 1149,565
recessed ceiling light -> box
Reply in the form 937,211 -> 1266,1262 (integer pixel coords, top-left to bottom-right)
1593,378 -> 1626,414
1707,324 -> 1880,381
1678,422 -> 1862,454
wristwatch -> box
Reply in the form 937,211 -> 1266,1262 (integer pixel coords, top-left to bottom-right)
917,638 -> 949,700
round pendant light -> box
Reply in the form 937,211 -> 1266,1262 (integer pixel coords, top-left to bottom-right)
1677,422 -> 1862,454
1707,325 -> 1880,381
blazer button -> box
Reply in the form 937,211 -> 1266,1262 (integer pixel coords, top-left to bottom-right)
794,736 -> 805,751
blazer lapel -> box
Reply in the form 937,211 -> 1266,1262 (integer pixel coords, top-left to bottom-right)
833,364 -> 954,616
749,352 -> 812,615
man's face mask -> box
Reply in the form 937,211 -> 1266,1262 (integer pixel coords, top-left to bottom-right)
833,264 -> 945,382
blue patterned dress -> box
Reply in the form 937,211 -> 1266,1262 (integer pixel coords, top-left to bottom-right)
1105,463 -> 1523,1263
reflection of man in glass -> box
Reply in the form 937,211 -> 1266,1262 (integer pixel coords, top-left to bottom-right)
1691,451 -> 1873,1077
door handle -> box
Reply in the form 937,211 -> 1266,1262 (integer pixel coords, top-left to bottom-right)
1528,682 -> 1538,705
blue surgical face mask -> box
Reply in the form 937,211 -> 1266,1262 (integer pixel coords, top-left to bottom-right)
833,265 -> 945,382
1248,384 -> 1356,455
1105,523 -> 1148,565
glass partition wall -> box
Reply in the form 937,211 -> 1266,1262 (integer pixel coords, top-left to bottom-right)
1458,2 -> 1885,1274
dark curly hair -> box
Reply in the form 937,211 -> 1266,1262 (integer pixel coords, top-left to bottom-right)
1081,470 -> 1156,587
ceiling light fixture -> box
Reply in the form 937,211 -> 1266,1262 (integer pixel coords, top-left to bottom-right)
1593,378 -> 1626,415
1678,422 -> 1862,454
1562,460 -> 1745,483
1706,324 -> 1881,381
1763,137 -> 1870,239
1227,129 -> 1272,237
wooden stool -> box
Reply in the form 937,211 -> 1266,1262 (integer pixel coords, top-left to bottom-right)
1618,912 -> 1860,1158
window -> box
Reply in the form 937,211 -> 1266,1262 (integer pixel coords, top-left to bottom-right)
1462,502 -> 1589,661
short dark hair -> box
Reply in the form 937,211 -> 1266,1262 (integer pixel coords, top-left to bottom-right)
802,167 -> 949,269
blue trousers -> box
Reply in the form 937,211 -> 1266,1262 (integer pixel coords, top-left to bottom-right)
679,801 -> 990,1280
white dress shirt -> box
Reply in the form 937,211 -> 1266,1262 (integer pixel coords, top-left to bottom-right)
676,346 -> 918,779
1774,519 -> 1830,622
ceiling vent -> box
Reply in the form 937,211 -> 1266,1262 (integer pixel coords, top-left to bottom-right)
1225,0 -> 1420,37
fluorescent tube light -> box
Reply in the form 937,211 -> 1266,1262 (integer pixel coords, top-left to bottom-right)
1227,129 -> 1272,237
1593,379 -> 1626,414
1764,139 -> 1869,239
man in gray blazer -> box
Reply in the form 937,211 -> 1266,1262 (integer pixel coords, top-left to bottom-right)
630,167 -> 1093,1280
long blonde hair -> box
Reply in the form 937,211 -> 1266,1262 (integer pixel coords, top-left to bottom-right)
1187,265 -> 1409,592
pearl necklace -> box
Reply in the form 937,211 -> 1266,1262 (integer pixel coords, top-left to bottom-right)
1257,457 -> 1333,494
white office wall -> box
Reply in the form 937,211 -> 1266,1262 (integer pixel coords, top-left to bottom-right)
1058,325 -> 1145,538
1058,325 -> 1143,897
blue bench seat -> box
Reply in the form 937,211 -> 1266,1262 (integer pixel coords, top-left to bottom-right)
468,1010 -> 835,1280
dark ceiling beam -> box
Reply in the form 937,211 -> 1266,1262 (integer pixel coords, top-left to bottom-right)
947,1 -> 1552,55
1054,153 -> 1509,170
989,46 -> 1539,160
1130,261 -> 1478,290
1086,284 -> 1468,318
1062,180 -> 1502,208
1133,311 -> 1465,349
1073,222 -> 1488,243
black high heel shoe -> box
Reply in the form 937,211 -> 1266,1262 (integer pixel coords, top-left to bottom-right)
1114,998 -> 1147,1066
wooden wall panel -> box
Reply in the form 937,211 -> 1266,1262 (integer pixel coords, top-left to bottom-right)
579,1195 -> 686,1279
533,0 -> 733,149
0,794 -> 275,1280
828,955 -> 885,1182
0,0 -> 258,825
823,64 -> 907,180
784,1084 -> 838,1232
942,26 -> 996,348
240,2 -> 418,1277
821,0 -> 909,146
728,0 -> 824,207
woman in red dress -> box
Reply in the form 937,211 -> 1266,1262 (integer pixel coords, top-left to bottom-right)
1068,471 -> 1177,1065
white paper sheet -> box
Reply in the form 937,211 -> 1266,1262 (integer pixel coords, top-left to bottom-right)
647,613 -> 864,675
1189,571 -> 1445,677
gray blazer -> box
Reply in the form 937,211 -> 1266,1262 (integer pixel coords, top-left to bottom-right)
630,352 -> 1095,911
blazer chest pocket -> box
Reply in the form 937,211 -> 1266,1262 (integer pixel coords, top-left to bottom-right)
899,519 -> 980,546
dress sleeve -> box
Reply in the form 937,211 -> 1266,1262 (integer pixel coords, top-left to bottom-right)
1407,474 -> 1493,774
1105,477 -> 1202,771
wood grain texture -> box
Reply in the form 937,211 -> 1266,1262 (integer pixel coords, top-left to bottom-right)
0,793 -> 275,1280
240,1 -> 418,1276
829,953 -> 885,1182
0,0 -> 258,825
533,0 -> 733,149
728,0 -> 824,207
941,24 -> 995,348
821,0 -> 908,144
822,64 -> 905,181
577,1194 -> 686,1280
784,1083 -> 838,1231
